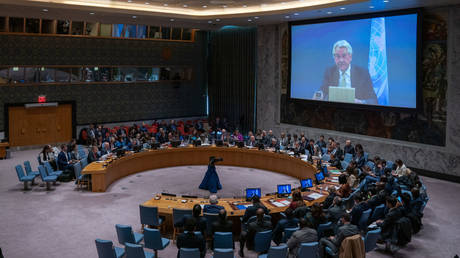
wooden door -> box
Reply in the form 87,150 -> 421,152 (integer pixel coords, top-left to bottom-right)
8,104 -> 72,147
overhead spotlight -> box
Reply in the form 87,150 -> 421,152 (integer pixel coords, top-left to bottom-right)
170,18 -> 175,21
42,8 -> 48,12
183,4 -> 188,7
327,11 -> 333,14
223,5 -> 227,8
248,19 -> 252,22
145,2 -> 149,4
203,5 -> 207,8
127,0 -> 132,2
89,12 -> 95,15
261,3 -> 267,6
294,13 -> 299,16
163,3 -> 168,6
285,15 -> 290,19
340,7 -> 346,10
243,4 -> 247,7
216,18 -> 221,21
208,20 -> 213,23
383,0 -> 389,2
132,15 -> 137,18
369,5 -> 375,8
281,2 -> 286,4
254,16 -> 259,19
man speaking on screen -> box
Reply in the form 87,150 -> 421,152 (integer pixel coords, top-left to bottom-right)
316,40 -> 378,105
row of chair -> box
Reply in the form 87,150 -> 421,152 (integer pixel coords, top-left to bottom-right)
15,161 -> 63,190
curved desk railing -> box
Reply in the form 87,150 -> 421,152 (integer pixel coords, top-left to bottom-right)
82,146 -> 318,192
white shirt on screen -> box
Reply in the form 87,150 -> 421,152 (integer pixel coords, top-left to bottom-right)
339,65 -> 351,88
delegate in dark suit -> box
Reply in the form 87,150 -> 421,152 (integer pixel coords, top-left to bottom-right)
320,66 -> 378,105
57,151 -> 72,171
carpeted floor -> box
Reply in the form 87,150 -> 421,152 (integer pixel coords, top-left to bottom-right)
0,148 -> 459,258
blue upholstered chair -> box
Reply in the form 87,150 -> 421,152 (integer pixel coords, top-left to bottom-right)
212,248 -> 234,258
78,149 -> 87,159
298,242 -> 319,258
359,209 -> 372,231
282,227 -> 298,243
179,248 -> 200,258
401,189 -> 413,200
24,161 -> 39,179
213,232 -> 233,249
140,205 -> 164,230
322,154 -> 331,162
386,161 -> 394,169
95,239 -> 125,258
204,212 -> 219,237
254,230 -> 272,253
258,244 -> 288,258
370,204 -> 385,223
344,153 -> 353,163
38,165 -> 57,190
115,224 -> 144,245
364,152 -> 369,162
317,222 -> 333,239
172,208 -> 193,240
81,157 -> 88,169
73,161 -> 88,189
143,227 -> 170,257
44,161 -> 63,177
364,228 -> 381,252
15,165 -> 37,190
125,242 -> 154,258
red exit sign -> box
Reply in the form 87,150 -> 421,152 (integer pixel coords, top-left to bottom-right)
38,95 -> 46,103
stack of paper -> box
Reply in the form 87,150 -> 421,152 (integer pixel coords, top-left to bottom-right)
307,193 -> 324,200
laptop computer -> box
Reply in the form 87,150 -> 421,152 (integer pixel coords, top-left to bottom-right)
328,86 -> 355,103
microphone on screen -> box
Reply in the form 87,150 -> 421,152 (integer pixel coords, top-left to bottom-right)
313,90 -> 324,100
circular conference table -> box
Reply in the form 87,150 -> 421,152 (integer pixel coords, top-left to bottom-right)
82,146 -> 318,193
82,146 -> 338,235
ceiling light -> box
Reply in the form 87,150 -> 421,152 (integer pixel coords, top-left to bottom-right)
42,8 -> 48,12
89,12 -> 95,15
163,3 -> 168,6
170,18 -> 175,21
254,16 -> 259,19
340,7 -> 346,10
145,2 -> 149,4
243,4 -> 247,7
223,5 -> 227,8
216,18 -> 221,21
248,19 -> 252,22
327,11 -> 333,14
203,5 -> 207,8
285,15 -> 290,19
369,5 -> 374,8
261,4 -> 267,6
127,0 -> 132,2
183,4 -> 188,7
294,13 -> 299,16
208,20 -> 213,23
132,15 -> 137,18
383,0 -> 389,2
281,2 -> 286,4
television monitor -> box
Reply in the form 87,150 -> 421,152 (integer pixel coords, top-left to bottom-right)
171,140 -> 181,148
315,171 -> 325,183
246,188 -> 261,201
277,184 -> 292,195
290,11 -> 419,110
300,178 -> 314,190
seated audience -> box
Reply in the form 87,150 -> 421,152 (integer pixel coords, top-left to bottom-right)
273,208 -> 299,245
343,140 -> 355,157
329,153 -> 342,170
287,218 -> 318,258
306,203 -> 327,229
39,145 -> 57,169
394,159 -> 410,178
376,196 -> 404,243
336,174 -> 352,198
350,193 -> 370,226
87,145 -> 100,163
316,135 -> 327,149
289,191 -> 306,210
241,195 -> 269,224
410,187 -> 424,217
203,195 -> 225,214
211,209 -> 233,235
176,217 -> 206,258
326,197 -> 346,224
322,188 -> 336,209
69,144 -> 80,162
239,208 -> 272,257
320,213 -> 360,255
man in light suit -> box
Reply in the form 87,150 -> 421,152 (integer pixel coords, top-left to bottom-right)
319,40 -> 378,105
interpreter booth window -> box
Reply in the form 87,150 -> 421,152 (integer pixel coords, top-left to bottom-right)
100,24 -> 112,37
136,67 -> 150,81
57,20 -> 70,34
0,17 -> 6,32
71,21 -> 84,35
98,67 -> 112,82
149,68 -> 160,81
85,22 -> 98,36
55,68 -> 71,82
149,26 -> 161,39
24,67 -> 40,83
25,18 -> 40,33
126,24 -> 137,38
160,67 -> 171,80
172,28 -> 181,40
112,67 -> 122,82
39,67 -> 55,83
161,27 -> 171,40
9,17 -> 24,33
137,25 -> 147,39
82,67 -> 96,82
41,19 -> 55,34
112,24 -> 127,37
182,28 -> 192,40
8,67 -> 25,83
71,67 -> 82,82
0,67 -> 9,84
120,67 -> 137,82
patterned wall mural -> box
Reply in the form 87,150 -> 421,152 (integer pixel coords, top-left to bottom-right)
0,33 -> 208,132
280,9 -> 448,146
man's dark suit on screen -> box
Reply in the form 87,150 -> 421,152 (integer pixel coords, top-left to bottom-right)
320,66 -> 378,105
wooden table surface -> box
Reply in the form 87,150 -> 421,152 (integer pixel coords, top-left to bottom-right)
82,146 -> 319,192
0,142 -> 9,159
